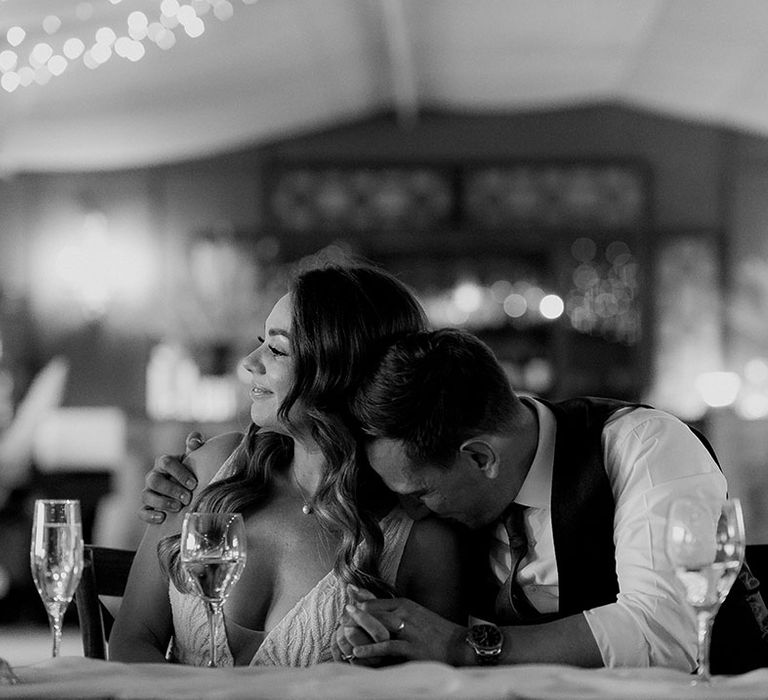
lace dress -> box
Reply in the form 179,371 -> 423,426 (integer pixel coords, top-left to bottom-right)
168,455 -> 414,667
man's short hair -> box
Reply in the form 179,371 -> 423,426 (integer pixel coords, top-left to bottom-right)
352,328 -> 525,466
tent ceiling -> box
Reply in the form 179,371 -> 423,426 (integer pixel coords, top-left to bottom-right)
2,0 -> 768,172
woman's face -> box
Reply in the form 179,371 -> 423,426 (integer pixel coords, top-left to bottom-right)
242,293 -> 296,432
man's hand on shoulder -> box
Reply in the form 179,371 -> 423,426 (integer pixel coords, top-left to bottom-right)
137,431 -> 203,524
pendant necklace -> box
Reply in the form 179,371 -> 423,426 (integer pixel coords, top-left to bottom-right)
292,471 -> 314,515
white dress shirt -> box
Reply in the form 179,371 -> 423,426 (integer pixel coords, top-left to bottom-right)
489,398 -> 727,669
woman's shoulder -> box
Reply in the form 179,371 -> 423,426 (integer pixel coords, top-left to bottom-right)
183,431 -> 244,485
381,505 -> 467,547
407,513 -> 468,548
395,514 -> 470,621
385,507 -> 469,571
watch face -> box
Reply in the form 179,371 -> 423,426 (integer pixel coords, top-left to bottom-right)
467,624 -> 503,654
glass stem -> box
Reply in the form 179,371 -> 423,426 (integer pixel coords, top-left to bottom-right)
206,602 -> 223,668
48,606 -> 63,658
695,610 -> 715,681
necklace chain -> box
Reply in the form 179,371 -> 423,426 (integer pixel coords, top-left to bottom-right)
291,471 -> 314,515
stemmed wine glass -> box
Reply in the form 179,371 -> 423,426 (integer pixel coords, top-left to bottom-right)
180,511 -> 247,667
666,496 -> 745,682
29,499 -> 84,658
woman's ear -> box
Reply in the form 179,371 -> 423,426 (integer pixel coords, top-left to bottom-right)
459,438 -> 499,479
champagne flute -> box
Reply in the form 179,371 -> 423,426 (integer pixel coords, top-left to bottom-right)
666,496 -> 745,682
180,511 -> 247,667
29,499 -> 84,658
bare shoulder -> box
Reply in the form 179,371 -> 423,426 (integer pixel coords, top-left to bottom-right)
401,514 -> 469,573
397,515 -> 470,622
408,514 -> 466,546
183,431 -> 244,485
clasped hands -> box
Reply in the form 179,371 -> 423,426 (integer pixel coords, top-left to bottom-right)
332,585 -> 466,666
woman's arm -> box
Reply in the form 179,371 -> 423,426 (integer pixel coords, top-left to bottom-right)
395,516 -> 470,624
109,432 -> 244,661
108,516 -> 179,661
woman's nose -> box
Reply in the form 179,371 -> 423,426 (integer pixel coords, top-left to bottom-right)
241,347 -> 265,374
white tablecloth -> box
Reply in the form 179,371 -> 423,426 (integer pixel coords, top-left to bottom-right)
2,657 -> 768,699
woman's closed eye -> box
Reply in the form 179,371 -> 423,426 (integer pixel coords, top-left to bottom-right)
257,336 -> 288,358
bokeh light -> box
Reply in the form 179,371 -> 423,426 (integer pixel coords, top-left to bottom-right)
7,27 -> 25,47
0,50 -> 18,73
540,294 -> 564,320
30,43 -> 54,68
17,66 -> 34,86
453,281 -> 483,314
47,55 -> 68,76
75,3 -> 94,21
95,27 -> 117,46
184,17 -> 205,38
736,391 -> 768,420
63,38 -> 86,60
503,293 -> 527,318
695,372 -> 741,408
744,358 -> 768,384
1,0 -> 255,92
177,5 -> 198,25
571,236 -> 596,262
214,1 -> 234,20
490,279 -> 512,303
33,66 -> 52,85
160,0 -> 181,17
42,16 -> 62,36
0,72 -> 20,92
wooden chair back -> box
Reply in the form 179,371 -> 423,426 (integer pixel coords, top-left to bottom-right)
74,545 -> 135,659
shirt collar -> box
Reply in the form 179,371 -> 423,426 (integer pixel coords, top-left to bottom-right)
513,396 -> 555,509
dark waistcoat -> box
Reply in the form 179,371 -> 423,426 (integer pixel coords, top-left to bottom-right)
541,396 -> 643,615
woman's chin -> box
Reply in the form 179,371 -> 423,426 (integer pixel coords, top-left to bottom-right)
251,414 -> 290,437
250,407 -> 276,428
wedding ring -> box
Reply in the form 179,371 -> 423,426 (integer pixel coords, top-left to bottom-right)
341,652 -> 355,662
395,619 -> 405,632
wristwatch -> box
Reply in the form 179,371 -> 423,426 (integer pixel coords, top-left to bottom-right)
465,623 -> 504,665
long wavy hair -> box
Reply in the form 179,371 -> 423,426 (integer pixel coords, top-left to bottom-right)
159,264 -> 427,596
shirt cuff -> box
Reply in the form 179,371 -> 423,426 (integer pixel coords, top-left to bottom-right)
583,605 -> 650,668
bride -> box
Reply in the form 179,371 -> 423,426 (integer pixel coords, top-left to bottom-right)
109,265 -> 468,666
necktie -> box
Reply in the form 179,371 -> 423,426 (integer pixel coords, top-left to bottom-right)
494,503 -> 539,624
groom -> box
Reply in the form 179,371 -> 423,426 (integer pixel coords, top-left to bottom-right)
139,329 -> 767,671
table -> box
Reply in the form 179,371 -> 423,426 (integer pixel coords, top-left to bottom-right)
2,657 -> 768,699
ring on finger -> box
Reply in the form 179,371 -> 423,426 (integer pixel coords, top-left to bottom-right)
395,619 -> 405,632
341,652 -> 354,662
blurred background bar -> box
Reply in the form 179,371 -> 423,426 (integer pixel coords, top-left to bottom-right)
1,0 -> 768,646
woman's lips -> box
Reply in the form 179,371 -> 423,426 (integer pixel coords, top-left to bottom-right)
250,386 -> 272,399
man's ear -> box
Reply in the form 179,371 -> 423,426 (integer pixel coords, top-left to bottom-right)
459,438 -> 500,479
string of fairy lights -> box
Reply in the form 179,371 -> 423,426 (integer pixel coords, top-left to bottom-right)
0,0 -> 258,93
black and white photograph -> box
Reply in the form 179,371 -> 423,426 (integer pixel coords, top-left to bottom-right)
0,1 -> 768,697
